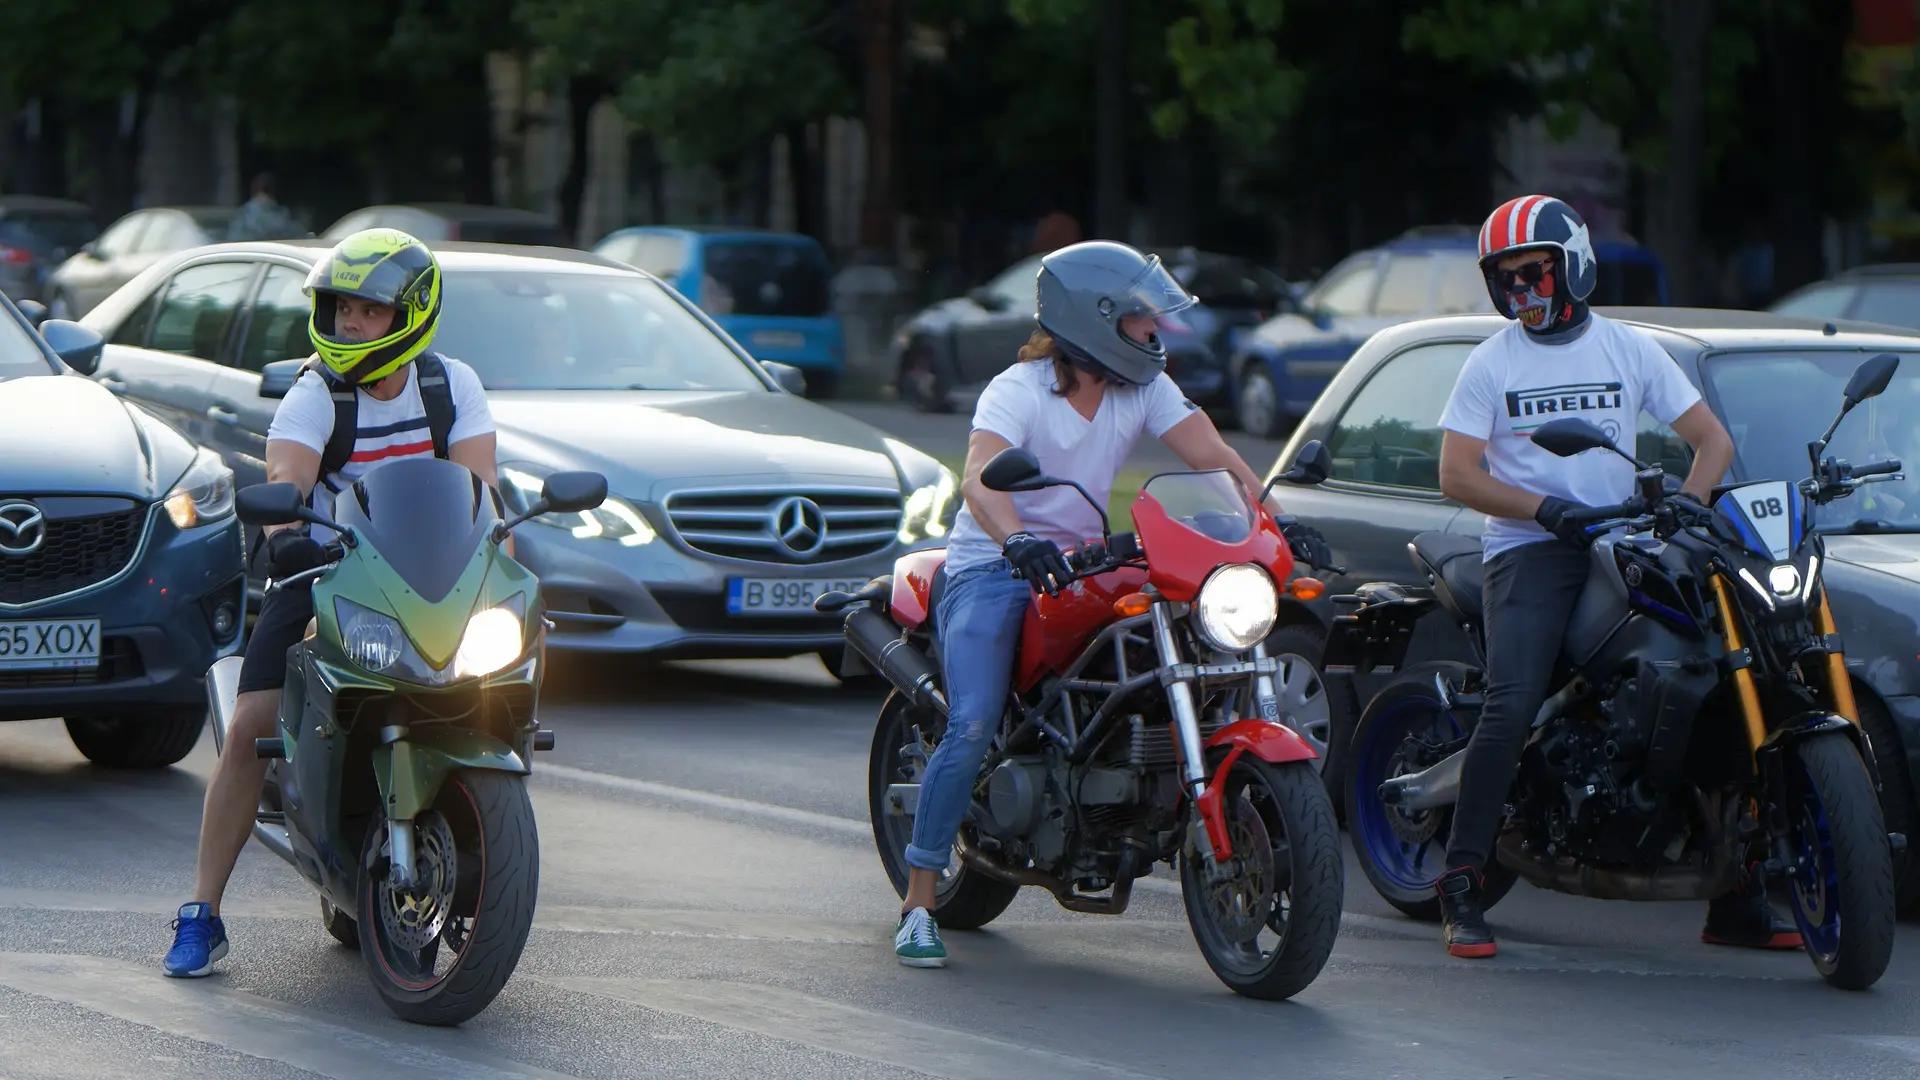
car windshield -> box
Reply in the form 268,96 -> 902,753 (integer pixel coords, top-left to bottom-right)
434,269 -> 769,391
699,240 -> 832,317
332,457 -> 501,602
0,311 -> 52,381
0,213 -> 97,254
1703,349 -> 1920,533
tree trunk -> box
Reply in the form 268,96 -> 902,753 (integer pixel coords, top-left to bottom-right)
460,57 -> 497,206
858,0 -> 897,255
1765,3 -> 1829,295
1652,0 -> 1712,305
787,122 -> 821,240
557,76 -> 604,244
1093,0 -> 1128,240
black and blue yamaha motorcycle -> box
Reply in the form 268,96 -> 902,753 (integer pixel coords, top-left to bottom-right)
1337,354 -> 1903,990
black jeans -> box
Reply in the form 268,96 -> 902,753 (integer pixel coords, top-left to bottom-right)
1445,538 -> 1590,871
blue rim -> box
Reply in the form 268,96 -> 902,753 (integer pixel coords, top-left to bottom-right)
1351,693 -> 1465,897
1787,757 -> 1842,964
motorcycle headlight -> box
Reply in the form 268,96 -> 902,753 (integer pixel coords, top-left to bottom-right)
502,464 -> 654,547
164,448 -> 235,529
1193,563 -> 1278,653
341,604 -> 405,673
456,606 -> 526,679
899,466 -> 959,544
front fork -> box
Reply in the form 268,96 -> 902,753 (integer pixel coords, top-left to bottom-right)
1150,602 -> 1235,864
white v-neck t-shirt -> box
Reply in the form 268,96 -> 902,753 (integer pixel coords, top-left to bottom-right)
943,360 -> 1198,573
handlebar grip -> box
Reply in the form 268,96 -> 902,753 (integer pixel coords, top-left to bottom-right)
1856,458 -> 1903,478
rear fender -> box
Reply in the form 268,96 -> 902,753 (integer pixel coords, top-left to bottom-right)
373,728 -> 528,822
889,549 -> 948,631
1191,720 -> 1321,859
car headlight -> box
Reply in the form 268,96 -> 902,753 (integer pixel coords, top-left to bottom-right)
899,466 -> 959,543
502,464 -> 654,547
456,606 -> 525,679
165,448 -> 235,529
1193,563 -> 1278,653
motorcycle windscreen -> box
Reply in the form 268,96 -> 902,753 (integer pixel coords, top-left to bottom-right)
332,457 -> 503,603
1132,469 -> 1290,601
1139,470 -> 1253,545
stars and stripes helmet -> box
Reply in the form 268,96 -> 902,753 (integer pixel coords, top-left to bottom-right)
1477,195 -> 1597,334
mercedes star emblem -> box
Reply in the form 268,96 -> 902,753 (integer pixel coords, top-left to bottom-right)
0,500 -> 46,557
770,496 -> 827,559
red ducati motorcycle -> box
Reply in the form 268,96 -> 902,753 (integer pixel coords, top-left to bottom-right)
818,442 -> 1344,998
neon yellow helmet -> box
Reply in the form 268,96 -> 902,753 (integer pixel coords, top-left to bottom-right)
305,228 -> 442,384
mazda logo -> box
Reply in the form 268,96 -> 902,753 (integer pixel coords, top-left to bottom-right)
0,501 -> 45,557
769,496 -> 827,559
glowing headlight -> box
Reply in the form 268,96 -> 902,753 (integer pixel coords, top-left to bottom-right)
455,607 -> 525,679
1193,563 -> 1278,653
502,465 -> 654,547
342,606 -> 405,672
899,467 -> 959,543
1768,564 -> 1801,596
164,448 -> 235,529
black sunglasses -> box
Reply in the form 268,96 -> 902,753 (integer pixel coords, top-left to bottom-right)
1494,257 -> 1556,291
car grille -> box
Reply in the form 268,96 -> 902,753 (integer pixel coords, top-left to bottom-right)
0,505 -> 149,606
0,636 -> 142,688
663,487 -> 902,565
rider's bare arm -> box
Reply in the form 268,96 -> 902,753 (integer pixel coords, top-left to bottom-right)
962,429 -> 1027,545
1159,410 -> 1284,517
262,439 -> 322,539
450,432 -> 512,556
1669,401 -> 1734,501
1439,430 -> 1550,521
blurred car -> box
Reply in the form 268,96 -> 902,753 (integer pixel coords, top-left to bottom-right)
323,203 -> 570,246
0,196 -> 98,304
1769,264 -> 1920,330
890,246 -> 1293,414
1228,226 -> 1670,437
76,240 -> 957,674
0,292 -> 244,769
1264,307 -> 1920,897
45,206 -> 235,319
595,226 -> 847,396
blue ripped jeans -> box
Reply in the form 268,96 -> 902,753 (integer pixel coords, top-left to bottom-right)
904,559 -> 1032,872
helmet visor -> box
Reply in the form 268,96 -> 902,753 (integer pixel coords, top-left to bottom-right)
304,252 -> 419,308
1117,255 -> 1197,318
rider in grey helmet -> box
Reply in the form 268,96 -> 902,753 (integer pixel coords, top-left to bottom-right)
887,239 -> 1338,969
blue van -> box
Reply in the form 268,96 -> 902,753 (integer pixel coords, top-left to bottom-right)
593,226 -> 847,395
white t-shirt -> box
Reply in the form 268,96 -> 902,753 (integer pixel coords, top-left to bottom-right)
267,356 -> 494,535
943,361 -> 1200,573
1438,313 -> 1701,560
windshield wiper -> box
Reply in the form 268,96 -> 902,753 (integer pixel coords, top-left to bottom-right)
1838,517 -> 1920,535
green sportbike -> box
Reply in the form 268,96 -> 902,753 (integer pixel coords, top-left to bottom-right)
208,456 -> 607,1025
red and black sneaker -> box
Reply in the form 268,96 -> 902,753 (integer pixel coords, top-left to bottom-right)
1437,865 -> 1498,959
1701,870 -> 1802,950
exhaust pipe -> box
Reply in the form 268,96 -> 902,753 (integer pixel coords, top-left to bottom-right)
842,607 -> 948,716
206,655 -> 244,755
1378,747 -> 1465,810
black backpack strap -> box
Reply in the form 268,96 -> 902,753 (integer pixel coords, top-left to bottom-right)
300,357 -> 357,492
415,352 -> 456,460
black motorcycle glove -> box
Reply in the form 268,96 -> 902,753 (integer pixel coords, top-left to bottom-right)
1534,495 -> 1595,548
265,530 -> 327,579
1003,531 -> 1072,597
1281,521 -> 1337,572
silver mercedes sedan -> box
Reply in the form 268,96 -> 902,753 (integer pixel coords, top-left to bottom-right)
76,240 -> 957,673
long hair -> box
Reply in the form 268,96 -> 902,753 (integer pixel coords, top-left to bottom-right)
1018,329 -> 1078,397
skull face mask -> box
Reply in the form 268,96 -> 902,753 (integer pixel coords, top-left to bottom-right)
1497,255 -> 1561,332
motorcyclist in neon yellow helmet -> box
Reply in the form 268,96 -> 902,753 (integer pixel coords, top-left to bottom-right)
304,228 -> 443,384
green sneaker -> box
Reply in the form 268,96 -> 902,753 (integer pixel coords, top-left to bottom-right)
894,906 -> 947,968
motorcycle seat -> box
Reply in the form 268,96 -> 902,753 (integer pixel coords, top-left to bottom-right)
1409,532 -> 1485,626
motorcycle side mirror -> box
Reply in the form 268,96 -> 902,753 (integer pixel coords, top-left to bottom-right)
982,446 -> 1048,492
1531,418 -> 1615,458
1845,353 -> 1899,407
541,471 -> 608,514
236,482 -> 308,526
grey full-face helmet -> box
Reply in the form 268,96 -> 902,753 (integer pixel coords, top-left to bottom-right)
1035,241 -> 1196,386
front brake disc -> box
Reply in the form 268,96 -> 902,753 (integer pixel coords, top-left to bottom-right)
377,811 -> 457,953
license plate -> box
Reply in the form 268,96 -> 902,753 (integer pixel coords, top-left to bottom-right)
751,330 -> 806,350
727,577 -> 866,616
0,618 -> 101,670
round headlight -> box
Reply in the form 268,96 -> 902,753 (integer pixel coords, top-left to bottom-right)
1768,564 -> 1801,596
456,607 -> 524,679
343,610 -> 403,672
1193,563 -> 1278,653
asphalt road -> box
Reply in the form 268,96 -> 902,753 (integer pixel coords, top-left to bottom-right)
4,654 -> 1920,1080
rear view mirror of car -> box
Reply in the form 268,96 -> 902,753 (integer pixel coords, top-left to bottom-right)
759,360 -> 808,395
259,358 -> 304,399
1276,440 -> 1332,487
38,318 -> 102,375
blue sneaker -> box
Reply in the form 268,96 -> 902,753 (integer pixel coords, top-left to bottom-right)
164,902 -> 228,977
